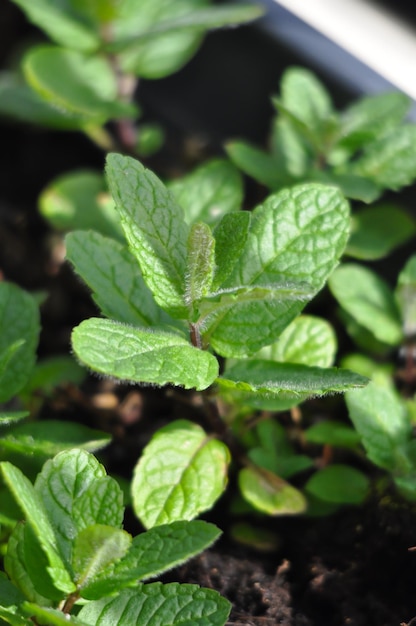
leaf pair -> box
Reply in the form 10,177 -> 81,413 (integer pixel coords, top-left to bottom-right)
0,449 -> 230,625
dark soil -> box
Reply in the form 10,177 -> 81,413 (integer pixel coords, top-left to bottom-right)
2,4 -> 416,625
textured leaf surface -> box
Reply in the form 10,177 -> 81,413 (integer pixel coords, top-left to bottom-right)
72,525 -> 131,589
0,282 -> 40,402
82,521 -> 221,599
40,171 -> 122,237
208,184 -> 350,356
252,315 -> 337,367
106,153 -> 189,317
345,382 -> 411,471
219,360 -> 368,399
79,583 -> 231,625
0,463 -> 74,594
24,46 -> 135,124
185,223 -> 215,307
168,158 -> 244,225
347,204 -> 416,260
34,449 -> 123,564
329,264 -> 403,345
66,231 -> 173,327
0,420 -> 110,458
305,464 -> 369,504
239,467 -> 306,515
132,420 -> 230,528
72,318 -> 217,390
212,212 -> 250,290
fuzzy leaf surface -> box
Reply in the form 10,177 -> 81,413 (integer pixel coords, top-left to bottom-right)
0,282 -> 40,402
185,223 -> 215,308
66,231 -> 174,327
328,264 -> 403,345
212,211 -> 250,290
72,318 -> 217,390
40,171 -> 123,238
82,521 -> 221,599
106,153 -> 189,317
34,449 -> 123,564
345,382 -> 411,471
132,420 -> 230,528
239,467 -> 306,515
78,582 -> 231,625
0,462 -> 74,594
168,158 -> 244,225
208,184 -> 350,356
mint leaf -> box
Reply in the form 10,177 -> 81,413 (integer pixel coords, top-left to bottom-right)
305,464 -> 369,504
66,231 -> 174,327
132,420 -> 230,528
0,282 -> 40,403
279,66 -> 333,131
328,264 -> 403,346
23,46 -> 136,124
396,254 -> 416,336
78,583 -> 231,626
106,153 -> 189,317
239,467 -> 306,515
304,422 -> 361,449
212,211 -> 250,290
345,381 -> 411,471
347,204 -> 416,260
21,604 -> 90,626
208,184 -> 350,356
39,171 -> 123,238
0,462 -> 75,595
72,525 -> 132,590
168,159 -> 243,225
72,318 -> 218,390
81,520 -> 221,600
225,141 -> 284,189
185,223 -> 215,309
252,315 -> 337,368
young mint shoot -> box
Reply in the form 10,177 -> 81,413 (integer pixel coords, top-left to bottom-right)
0,449 -> 230,626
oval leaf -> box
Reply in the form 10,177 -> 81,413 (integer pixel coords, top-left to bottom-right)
239,467 -> 306,515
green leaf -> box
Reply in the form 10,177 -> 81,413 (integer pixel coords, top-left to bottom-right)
252,315 -> 337,368
8,0 -> 100,51
0,72 -> 90,130
168,159 -> 244,225
0,412 -> 28,425
21,604 -> 90,626
72,525 -> 131,589
0,462 -> 75,594
39,171 -> 123,238
208,184 -> 350,356
339,91 -> 411,151
349,125 -> 416,190
72,318 -> 218,390
81,520 -> 221,600
346,204 -> 416,260
212,212 -> 250,290
185,223 -> 215,308
279,66 -> 334,131
345,381 -> 412,471
305,464 -> 369,504
238,467 -> 306,515
4,523 -> 51,605
328,264 -> 403,346
396,254 -> 416,336
132,420 -> 230,528
66,231 -> 174,327
23,46 -> 137,125
0,571 -> 26,608
106,153 -> 189,317
0,606 -> 30,626
0,282 -> 40,402
79,582 -> 231,625
225,141 -> 283,189
0,420 -> 111,458
218,360 -> 368,400
304,421 -> 361,448
34,449 -> 123,564
19,355 -> 85,401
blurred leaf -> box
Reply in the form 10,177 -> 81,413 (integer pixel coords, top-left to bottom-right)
238,466 -> 306,515
305,464 -> 369,504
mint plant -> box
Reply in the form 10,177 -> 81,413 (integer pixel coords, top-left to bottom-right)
0,448 -> 230,625
226,66 -> 416,261
65,152 -> 369,520
1,0 -> 263,155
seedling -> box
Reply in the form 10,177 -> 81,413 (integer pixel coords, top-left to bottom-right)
66,152 -> 369,520
0,448 -> 230,625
